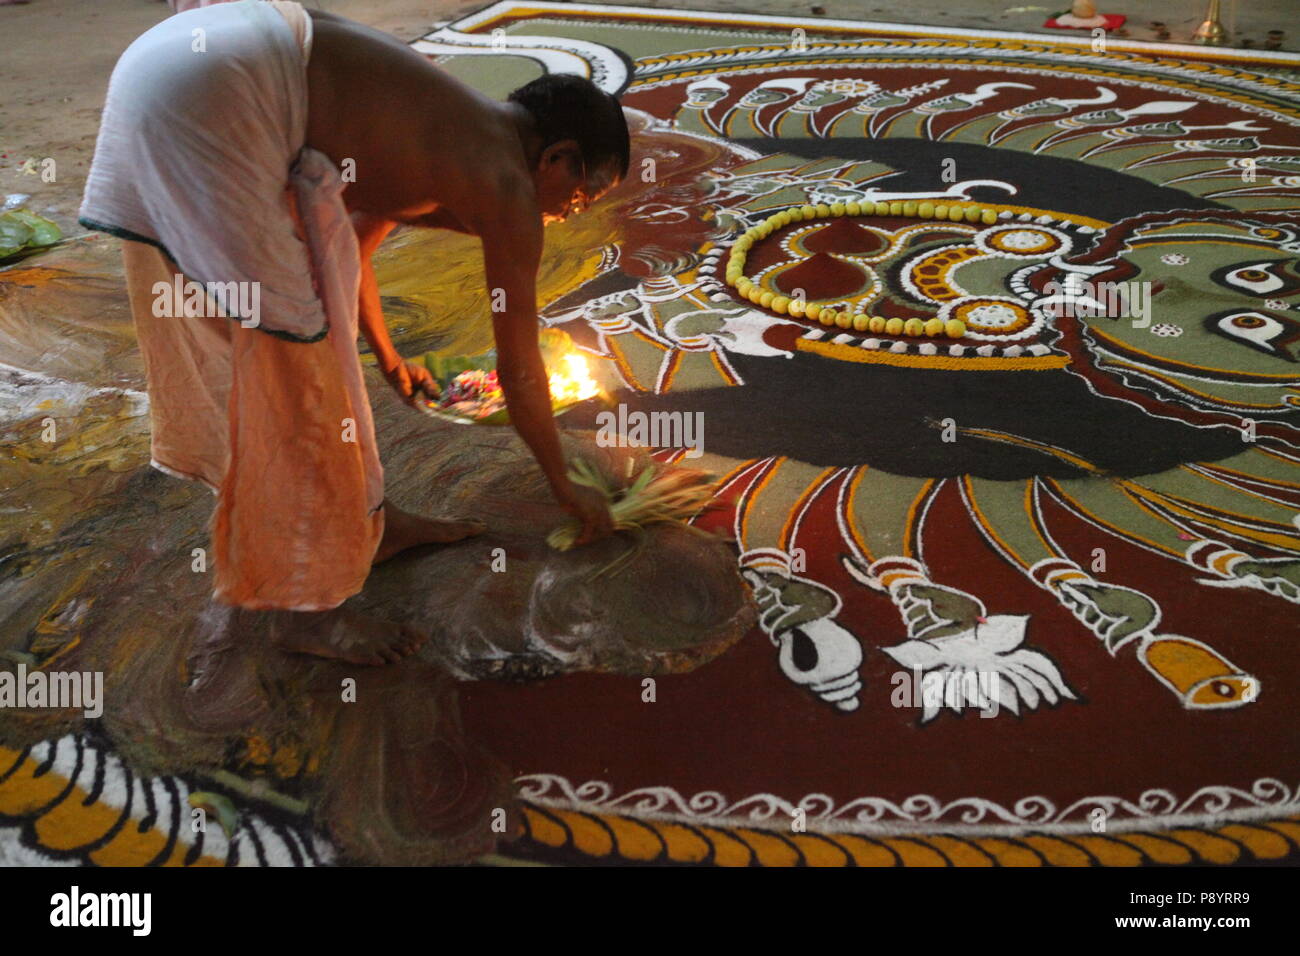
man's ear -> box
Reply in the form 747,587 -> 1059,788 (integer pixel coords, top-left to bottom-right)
539,139 -> 582,172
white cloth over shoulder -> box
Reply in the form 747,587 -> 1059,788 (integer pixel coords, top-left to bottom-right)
81,0 -> 326,341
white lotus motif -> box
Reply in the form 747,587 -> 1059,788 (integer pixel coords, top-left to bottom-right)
883,615 -> 1077,722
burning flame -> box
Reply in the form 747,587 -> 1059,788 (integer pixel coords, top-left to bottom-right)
548,352 -> 601,403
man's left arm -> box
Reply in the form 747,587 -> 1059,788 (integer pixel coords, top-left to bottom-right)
480,212 -> 613,541
480,217 -> 569,491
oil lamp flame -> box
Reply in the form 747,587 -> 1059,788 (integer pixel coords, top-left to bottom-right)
548,352 -> 600,403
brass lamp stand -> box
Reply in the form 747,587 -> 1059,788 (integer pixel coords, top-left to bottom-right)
1193,0 -> 1227,45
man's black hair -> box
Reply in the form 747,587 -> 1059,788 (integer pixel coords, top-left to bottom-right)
508,73 -> 630,182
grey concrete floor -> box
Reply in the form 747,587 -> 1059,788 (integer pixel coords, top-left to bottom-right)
2,0 -> 1295,238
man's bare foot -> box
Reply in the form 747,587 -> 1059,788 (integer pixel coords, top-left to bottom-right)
373,499 -> 486,565
269,607 -> 428,666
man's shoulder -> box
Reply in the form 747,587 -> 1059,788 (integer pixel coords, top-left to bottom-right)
451,144 -> 539,235
459,174 -> 542,265
304,8 -> 348,24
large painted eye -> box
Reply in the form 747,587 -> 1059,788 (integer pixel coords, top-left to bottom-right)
1211,260 -> 1300,297
1207,309 -> 1299,361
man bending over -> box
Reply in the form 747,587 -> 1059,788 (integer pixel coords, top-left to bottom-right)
81,1 -> 624,663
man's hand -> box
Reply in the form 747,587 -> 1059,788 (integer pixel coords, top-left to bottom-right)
556,480 -> 615,546
383,359 -> 441,405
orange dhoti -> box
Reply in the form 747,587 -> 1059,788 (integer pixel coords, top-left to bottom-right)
121,238 -> 385,611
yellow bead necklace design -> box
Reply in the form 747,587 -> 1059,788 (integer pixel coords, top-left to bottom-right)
724,200 -> 1004,338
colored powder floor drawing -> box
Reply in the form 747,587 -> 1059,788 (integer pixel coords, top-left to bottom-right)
3,1 -> 1300,866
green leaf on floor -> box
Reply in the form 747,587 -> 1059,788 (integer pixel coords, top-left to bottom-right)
188,791 -> 240,839
0,209 -> 62,261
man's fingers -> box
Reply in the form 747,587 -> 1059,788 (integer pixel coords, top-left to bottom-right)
572,523 -> 601,547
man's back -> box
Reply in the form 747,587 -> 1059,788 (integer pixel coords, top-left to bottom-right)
304,10 -> 529,227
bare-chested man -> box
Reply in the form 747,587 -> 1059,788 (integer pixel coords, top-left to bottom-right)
308,9 -> 623,544
80,1 -> 624,664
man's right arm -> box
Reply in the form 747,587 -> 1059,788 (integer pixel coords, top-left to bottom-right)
352,211 -> 439,402
353,211 -> 398,368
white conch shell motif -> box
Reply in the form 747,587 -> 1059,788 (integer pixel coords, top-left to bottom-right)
743,565 -> 863,712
